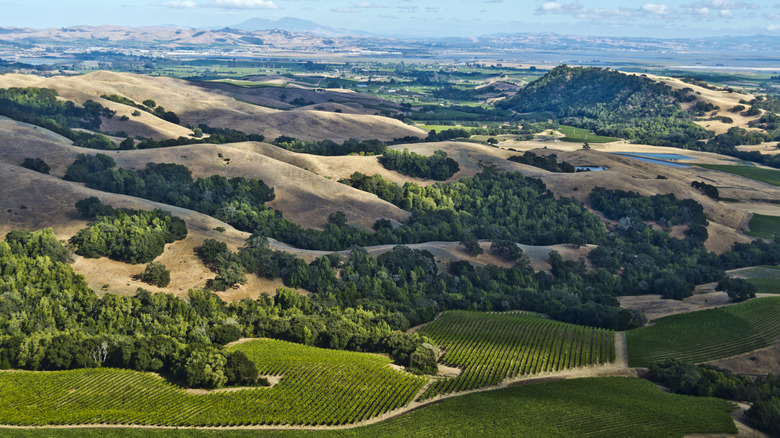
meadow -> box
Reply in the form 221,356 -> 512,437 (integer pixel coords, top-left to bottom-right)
558,125 -> 620,143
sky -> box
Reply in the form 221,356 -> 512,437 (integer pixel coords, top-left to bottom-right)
1,0 -> 779,38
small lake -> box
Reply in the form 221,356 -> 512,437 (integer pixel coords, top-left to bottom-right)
612,152 -> 694,168
616,152 -> 695,161
575,166 -> 609,172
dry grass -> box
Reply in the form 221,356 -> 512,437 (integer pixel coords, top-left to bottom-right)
0,71 -> 426,142
363,241 -> 594,273
639,74 -> 763,135
707,342 -> 780,375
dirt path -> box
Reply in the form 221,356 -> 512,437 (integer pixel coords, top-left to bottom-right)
615,332 -> 628,369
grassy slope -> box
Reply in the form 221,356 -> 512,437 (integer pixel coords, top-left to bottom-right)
0,378 -> 737,438
746,214 -> 780,239
558,125 -> 619,143
695,163 -> 780,186
626,296 -> 780,367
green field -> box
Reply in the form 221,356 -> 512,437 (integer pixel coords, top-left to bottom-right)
418,311 -> 615,399
207,79 -> 287,88
695,163 -> 780,186
0,377 -> 737,438
0,339 -> 426,426
626,296 -> 780,367
730,265 -> 780,293
417,124 -> 476,134
746,214 -> 780,239
558,125 -> 620,143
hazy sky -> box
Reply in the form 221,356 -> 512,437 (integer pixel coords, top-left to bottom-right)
1,0 -> 779,38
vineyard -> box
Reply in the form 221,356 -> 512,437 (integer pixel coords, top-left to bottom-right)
418,311 -> 615,399
729,265 -> 780,294
0,377 -> 737,438
626,296 -> 780,367
0,339 -> 427,426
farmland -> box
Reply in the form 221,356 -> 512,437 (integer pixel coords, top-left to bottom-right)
0,377 -> 737,438
746,213 -> 780,239
729,265 -> 780,293
0,339 -> 427,426
695,163 -> 780,186
558,125 -> 620,143
418,311 -> 615,399
626,296 -> 780,367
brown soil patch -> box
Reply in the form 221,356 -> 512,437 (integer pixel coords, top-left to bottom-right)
619,291 -> 777,322
707,342 -> 780,376
436,364 -> 463,378
185,376 -> 282,394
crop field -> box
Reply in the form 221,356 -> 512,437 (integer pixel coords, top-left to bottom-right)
558,125 -> 620,143
746,214 -> 780,239
418,124 -> 477,133
730,265 -> 780,293
695,163 -> 780,186
0,339 -> 427,426
0,377 -> 737,438
418,311 -> 615,399
626,296 -> 780,367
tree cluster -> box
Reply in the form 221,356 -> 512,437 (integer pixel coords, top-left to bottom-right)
0,231 -> 438,385
71,198 -> 187,264
508,151 -> 576,173
497,65 -> 713,147
379,149 -> 460,180
20,157 -> 50,174
690,181 -> 720,200
273,136 -> 387,156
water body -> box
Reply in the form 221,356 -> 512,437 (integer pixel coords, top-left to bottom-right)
575,166 -> 609,172
612,153 -> 693,168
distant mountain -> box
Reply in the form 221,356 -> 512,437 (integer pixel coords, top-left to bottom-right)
230,17 -> 370,36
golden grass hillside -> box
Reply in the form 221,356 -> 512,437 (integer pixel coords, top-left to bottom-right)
0,119 -> 410,230
0,71 -> 426,142
642,73 -> 763,135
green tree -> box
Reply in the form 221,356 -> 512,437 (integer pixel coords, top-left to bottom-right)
716,277 -> 757,302
139,262 -> 171,287
224,351 -> 259,386
182,349 -> 227,389
460,234 -> 483,257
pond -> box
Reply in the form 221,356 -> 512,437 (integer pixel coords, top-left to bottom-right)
612,153 -> 694,168
575,166 -> 609,172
